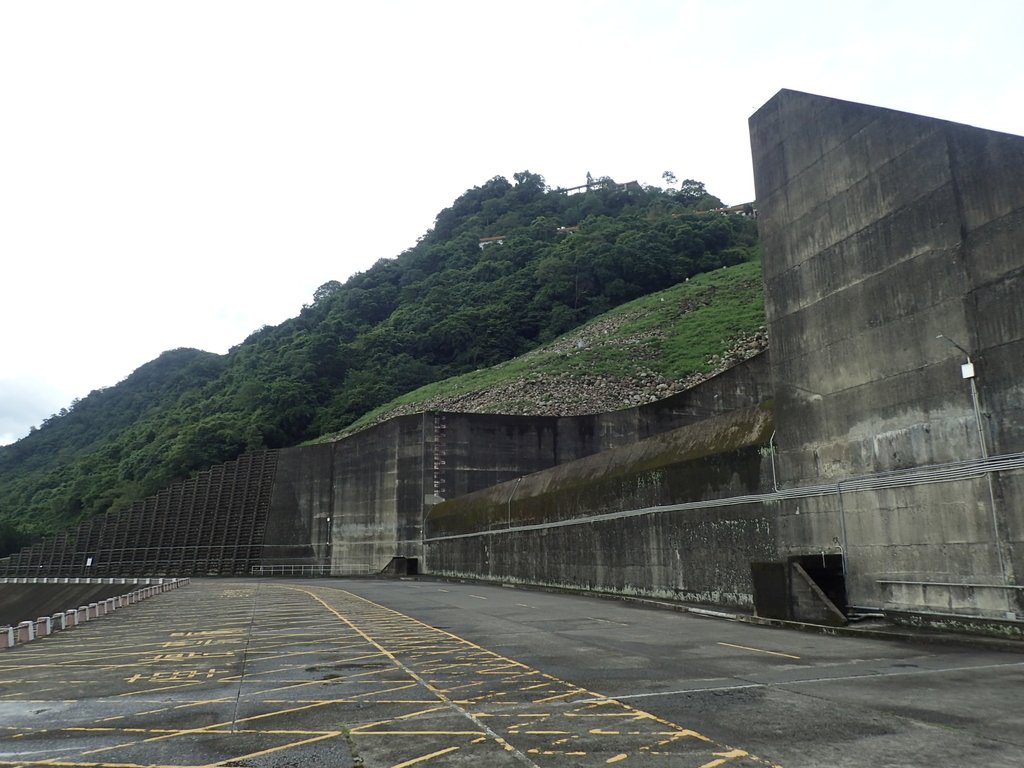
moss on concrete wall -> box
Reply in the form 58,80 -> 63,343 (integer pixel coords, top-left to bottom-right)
427,403 -> 774,538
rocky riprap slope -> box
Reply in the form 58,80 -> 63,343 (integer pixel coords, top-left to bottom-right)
348,323 -> 768,428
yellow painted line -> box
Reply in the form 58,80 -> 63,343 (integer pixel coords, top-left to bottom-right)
532,690 -> 579,704
390,746 -> 460,768
280,584 -> 780,767
343,705 -> 449,732
67,727 -> 170,734
351,730 -> 485,736
524,730 -> 570,735
116,681 -> 204,698
697,748 -> 750,767
391,705 -> 449,720
717,642 -> 800,660
200,732 -> 341,768
477,713 -> 548,718
280,587 -> 535,764
77,699 -> 339,756
67,727 -> 334,737
260,698 -> 430,705
171,696 -> 234,710
607,755 -> 628,764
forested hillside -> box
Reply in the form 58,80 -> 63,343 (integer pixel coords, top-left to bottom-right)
0,172 -> 758,546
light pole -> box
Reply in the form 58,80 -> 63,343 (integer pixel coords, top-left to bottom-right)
936,333 -> 1011,615
935,334 -> 987,458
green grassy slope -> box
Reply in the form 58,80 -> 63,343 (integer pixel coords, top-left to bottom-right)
321,257 -> 766,439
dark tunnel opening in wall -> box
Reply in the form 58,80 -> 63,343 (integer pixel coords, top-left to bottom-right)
791,553 -> 848,614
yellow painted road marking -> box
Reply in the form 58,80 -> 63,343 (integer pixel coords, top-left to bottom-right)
351,730 -> 485,736
699,748 -> 752,767
201,732 -> 341,768
717,642 -> 801,660
1,581 -> 781,768
532,690 -> 579,704
296,584 -> 781,767
390,745 -> 460,767
282,587 -> 540,766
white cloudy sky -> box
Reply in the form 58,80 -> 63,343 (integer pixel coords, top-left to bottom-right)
2,0 -> 1022,446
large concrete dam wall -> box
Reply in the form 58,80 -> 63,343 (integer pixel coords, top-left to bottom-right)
750,90 -> 1024,618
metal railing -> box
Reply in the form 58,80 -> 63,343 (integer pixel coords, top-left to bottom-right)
250,563 -> 379,577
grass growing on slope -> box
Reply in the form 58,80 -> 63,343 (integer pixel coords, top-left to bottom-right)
318,257 -> 765,440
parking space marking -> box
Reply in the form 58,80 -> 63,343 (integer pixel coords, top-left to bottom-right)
289,584 -> 781,767
0,581 -> 786,767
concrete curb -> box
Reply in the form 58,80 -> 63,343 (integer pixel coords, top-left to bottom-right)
0,577 -> 190,652
416,574 -> 1024,654
716,610 -> 1024,654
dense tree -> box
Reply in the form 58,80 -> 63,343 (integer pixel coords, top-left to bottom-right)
677,178 -> 708,206
0,172 -> 757,538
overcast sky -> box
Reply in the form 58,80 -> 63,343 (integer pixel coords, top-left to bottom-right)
2,1 -> 1022,446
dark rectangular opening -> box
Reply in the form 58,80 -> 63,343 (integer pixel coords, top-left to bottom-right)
790,553 -> 847,614
750,561 -> 790,619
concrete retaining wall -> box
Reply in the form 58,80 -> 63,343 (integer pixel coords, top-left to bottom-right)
264,358 -> 772,576
425,406 -> 777,606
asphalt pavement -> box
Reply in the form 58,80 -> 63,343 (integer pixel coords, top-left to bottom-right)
0,578 -> 1021,767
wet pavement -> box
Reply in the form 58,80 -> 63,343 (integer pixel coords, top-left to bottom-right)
0,578 -> 1021,767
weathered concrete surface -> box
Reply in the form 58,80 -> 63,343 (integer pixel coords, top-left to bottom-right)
0,583 -> 136,627
265,358 -> 772,576
426,406 -> 776,606
750,89 -> 1024,618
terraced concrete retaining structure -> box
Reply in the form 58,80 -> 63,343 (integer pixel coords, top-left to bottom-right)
0,451 -> 277,577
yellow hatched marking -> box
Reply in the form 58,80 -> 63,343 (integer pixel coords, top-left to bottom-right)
290,584 -> 782,768
282,587 -> 534,763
